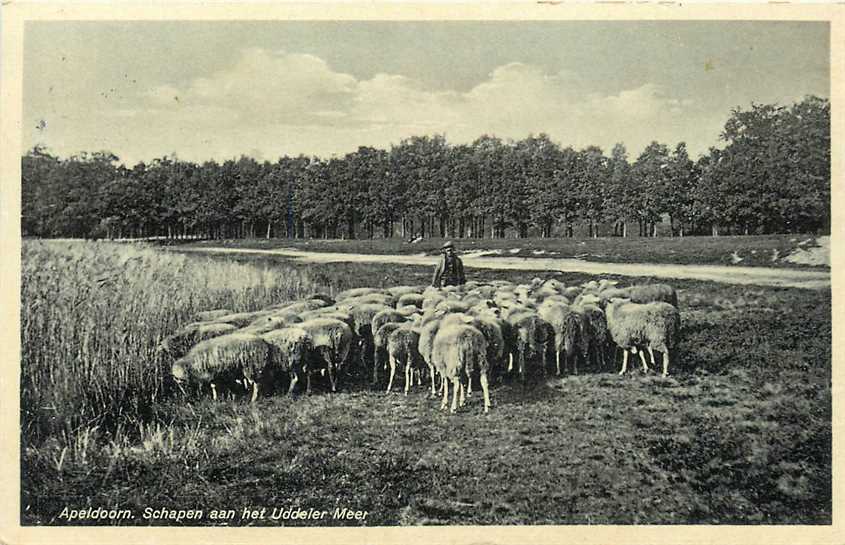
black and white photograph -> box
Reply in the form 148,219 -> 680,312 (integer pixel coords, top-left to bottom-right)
4,3 -> 841,541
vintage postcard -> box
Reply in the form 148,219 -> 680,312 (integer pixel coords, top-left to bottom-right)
1,2 -> 842,544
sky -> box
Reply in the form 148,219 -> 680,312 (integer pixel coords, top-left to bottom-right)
23,21 -> 829,166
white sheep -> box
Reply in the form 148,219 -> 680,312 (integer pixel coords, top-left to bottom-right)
241,312 -> 303,335
297,318 -> 354,393
335,287 -> 385,301
537,301 -> 571,376
171,332 -> 271,402
431,322 -> 490,413
159,322 -> 238,359
387,285 -> 425,298
397,293 -> 425,309
374,321 -> 405,381
211,309 -> 276,328
261,327 -> 313,395
339,293 -> 396,308
344,303 -> 393,384
386,324 -> 424,395
600,284 -> 678,308
605,298 -> 681,377
194,309 -> 233,322
417,312 -> 447,396
505,309 -> 554,380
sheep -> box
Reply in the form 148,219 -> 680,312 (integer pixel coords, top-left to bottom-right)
562,310 -> 588,376
372,309 -> 407,336
605,298 -> 681,377
600,284 -> 678,308
212,310 -> 276,328
261,327 -> 312,395
297,318 -> 354,393
289,299 -> 332,313
579,302 -> 611,371
468,315 -> 506,386
340,293 -> 396,308
563,286 -> 582,300
374,321 -> 404,380
299,308 -> 355,331
397,293 -> 425,309
335,287 -> 385,301
418,312 -> 447,396
396,305 -> 422,318
581,278 -> 619,293
241,312 -> 303,335
346,303 -> 393,383
434,299 -> 470,314
386,325 -> 424,395
159,322 -> 238,359
505,310 -> 554,380
306,292 -> 335,305
387,285 -> 425,298
431,323 -> 490,413
194,309 -> 233,322
537,301 -> 571,376
421,294 -> 447,310
171,332 -> 271,402
266,299 -> 328,313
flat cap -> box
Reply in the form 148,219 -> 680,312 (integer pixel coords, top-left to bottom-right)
441,240 -> 455,250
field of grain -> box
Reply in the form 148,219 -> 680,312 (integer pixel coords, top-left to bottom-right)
21,240 -> 831,525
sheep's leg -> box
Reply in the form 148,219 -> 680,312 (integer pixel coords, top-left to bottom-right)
451,377 -> 460,413
638,350 -> 649,373
373,346 -> 380,383
519,347 -> 526,381
386,353 -> 397,393
662,350 -> 670,377
508,352 -> 514,373
619,350 -> 628,375
542,344 -> 549,376
430,365 -> 437,397
211,383 -> 218,401
288,371 -> 299,396
647,347 -> 656,366
466,368 -> 473,397
328,362 -> 338,392
404,360 -> 411,396
480,371 -> 491,414
306,370 -> 313,395
555,350 -> 561,376
441,375 -> 449,411
459,377 -> 466,407
251,381 -> 260,403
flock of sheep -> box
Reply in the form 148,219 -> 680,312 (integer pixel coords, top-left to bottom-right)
162,277 -> 681,414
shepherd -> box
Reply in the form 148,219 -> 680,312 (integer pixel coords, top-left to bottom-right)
432,241 -> 466,288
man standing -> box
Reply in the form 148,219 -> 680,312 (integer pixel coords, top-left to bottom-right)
432,241 -> 466,287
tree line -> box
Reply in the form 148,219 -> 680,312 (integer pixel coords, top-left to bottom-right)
22,96 -> 830,240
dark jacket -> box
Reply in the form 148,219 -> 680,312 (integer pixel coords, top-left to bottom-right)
432,253 -> 466,287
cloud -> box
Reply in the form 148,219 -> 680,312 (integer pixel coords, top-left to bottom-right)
87,48 -> 706,163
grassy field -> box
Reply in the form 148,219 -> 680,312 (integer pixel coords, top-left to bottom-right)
173,233 -> 829,269
21,241 -> 831,525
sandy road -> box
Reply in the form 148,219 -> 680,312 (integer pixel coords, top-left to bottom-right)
175,246 -> 831,289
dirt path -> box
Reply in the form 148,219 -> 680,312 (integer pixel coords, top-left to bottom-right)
176,246 -> 830,289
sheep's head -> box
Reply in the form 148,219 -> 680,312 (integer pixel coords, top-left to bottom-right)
171,360 -> 188,382
598,279 -> 619,291
578,293 -> 602,306
606,297 -> 632,313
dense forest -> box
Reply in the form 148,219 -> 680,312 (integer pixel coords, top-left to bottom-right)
21,96 -> 830,240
